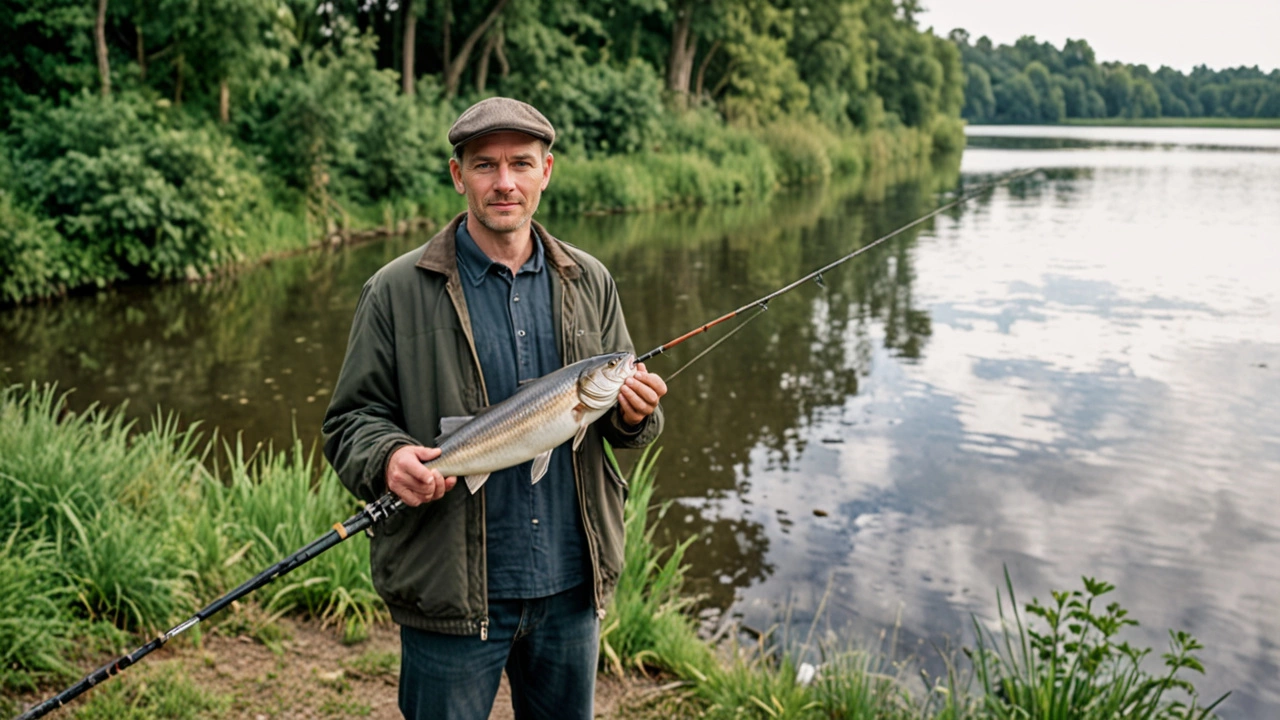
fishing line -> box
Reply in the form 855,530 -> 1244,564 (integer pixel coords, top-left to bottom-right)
665,303 -> 769,382
636,167 -> 1038,365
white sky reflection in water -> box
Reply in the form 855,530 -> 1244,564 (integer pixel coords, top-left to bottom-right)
726,130 -> 1280,716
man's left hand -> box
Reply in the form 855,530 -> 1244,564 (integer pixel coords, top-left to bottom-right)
618,362 -> 667,427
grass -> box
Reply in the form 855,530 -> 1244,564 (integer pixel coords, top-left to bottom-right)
2,385 -> 1229,718
0,384 -> 381,699
69,664 -> 230,719
601,445 -> 717,679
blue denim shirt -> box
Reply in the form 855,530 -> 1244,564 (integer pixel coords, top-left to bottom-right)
454,218 -> 588,599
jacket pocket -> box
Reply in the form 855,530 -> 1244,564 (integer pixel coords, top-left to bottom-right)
575,329 -> 604,359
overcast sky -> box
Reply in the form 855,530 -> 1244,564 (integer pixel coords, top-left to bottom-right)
918,0 -> 1280,73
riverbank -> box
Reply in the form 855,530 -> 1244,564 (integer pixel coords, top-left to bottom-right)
1061,117 -> 1280,129
1,385 -> 1227,719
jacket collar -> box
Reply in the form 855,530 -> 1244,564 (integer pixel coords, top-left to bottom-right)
417,212 -> 580,281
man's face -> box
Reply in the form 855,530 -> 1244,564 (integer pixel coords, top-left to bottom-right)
449,131 -> 553,237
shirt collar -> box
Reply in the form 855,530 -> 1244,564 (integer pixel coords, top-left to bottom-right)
456,216 -> 545,287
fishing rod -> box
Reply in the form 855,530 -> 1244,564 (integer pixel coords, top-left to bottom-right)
13,494 -> 403,720
637,167 -> 1037,366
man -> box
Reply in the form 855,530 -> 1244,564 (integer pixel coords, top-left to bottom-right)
322,97 -> 666,720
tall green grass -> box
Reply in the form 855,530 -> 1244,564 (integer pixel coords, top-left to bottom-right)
0,384 -> 381,696
601,446 -> 716,679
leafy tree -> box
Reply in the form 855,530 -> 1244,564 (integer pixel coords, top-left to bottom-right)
963,63 -> 995,121
1102,65 -> 1134,117
1131,79 -> 1161,118
994,72 -> 1038,122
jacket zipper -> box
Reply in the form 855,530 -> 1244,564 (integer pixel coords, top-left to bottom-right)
479,617 -> 489,641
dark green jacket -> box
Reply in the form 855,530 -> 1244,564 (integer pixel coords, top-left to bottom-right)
323,213 -> 662,636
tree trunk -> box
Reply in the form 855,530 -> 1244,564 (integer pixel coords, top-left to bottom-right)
401,0 -> 416,95
442,0 -> 511,99
136,23 -> 146,80
475,31 -> 496,93
441,0 -> 451,81
493,28 -> 509,79
219,79 -> 230,123
95,0 -> 110,96
666,2 -> 696,98
694,40 -> 720,99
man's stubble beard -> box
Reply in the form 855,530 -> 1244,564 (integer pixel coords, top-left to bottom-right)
472,195 -> 540,235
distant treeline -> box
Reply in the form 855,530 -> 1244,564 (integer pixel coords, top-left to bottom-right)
950,30 -> 1280,123
0,0 -> 964,305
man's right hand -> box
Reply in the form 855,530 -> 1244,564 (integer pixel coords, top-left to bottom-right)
387,445 -> 457,506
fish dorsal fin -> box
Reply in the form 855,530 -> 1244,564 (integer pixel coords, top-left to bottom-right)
465,473 -> 491,494
573,422 -> 590,451
436,415 -> 473,445
530,450 -> 553,484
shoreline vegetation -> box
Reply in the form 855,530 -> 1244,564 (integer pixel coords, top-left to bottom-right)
1,386 -> 1227,719
0,98 -> 962,307
967,117 -> 1280,130
1059,117 -> 1280,129
952,32 -> 1280,126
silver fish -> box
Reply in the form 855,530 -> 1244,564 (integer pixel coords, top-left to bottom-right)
425,351 -> 637,493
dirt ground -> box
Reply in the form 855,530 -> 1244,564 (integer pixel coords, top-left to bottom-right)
11,616 -> 671,719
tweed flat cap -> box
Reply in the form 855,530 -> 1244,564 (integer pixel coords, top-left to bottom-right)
448,97 -> 556,152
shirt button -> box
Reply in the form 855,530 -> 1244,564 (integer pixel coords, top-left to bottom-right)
531,518 -> 539,525
517,330 -> 526,337
513,295 -> 520,303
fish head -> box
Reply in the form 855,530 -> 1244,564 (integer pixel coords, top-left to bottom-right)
577,351 -> 637,410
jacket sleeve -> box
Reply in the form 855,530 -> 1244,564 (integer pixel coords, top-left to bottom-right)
596,273 -> 664,450
323,281 -> 418,502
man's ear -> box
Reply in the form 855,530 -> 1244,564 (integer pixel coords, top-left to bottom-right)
449,157 -> 466,195
541,153 -> 554,190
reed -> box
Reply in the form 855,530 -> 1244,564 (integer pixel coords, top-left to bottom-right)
600,445 -> 716,679
0,384 -> 386,695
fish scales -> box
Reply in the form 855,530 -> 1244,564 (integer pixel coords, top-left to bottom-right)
422,352 -> 635,482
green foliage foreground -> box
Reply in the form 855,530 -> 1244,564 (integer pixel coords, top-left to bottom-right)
0,386 -> 1226,718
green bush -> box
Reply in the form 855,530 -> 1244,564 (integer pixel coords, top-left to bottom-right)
505,58 -> 665,158
12,93 -> 265,282
0,194 -> 103,304
969,572 -> 1228,720
758,117 -> 840,185
930,115 -> 967,156
238,34 -> 452,206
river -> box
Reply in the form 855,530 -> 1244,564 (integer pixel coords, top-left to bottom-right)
2,126 -> 1277,716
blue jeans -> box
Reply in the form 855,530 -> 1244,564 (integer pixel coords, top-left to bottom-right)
398,583 -> 600,720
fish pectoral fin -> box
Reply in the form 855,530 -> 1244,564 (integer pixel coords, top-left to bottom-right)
530,450 -> 553,484
465,473 -> 491,494
573,422 -> 590,451
436,415 -> 474,445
